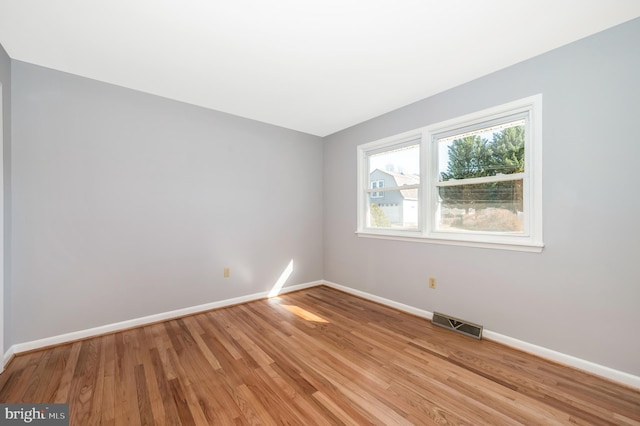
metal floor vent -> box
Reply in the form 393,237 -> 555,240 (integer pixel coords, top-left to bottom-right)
432,312 -> 483,339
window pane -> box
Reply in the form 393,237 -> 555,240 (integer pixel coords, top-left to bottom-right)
369,144 -> 419,176
367,143 -> 420,229
438,120 -> 524,181
437,180 -> 523,233
368,195 -> 419,230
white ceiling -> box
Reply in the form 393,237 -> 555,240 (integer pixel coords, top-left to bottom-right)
1,1 -> 639,136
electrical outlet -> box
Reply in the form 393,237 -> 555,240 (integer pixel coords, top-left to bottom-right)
429,277 -> 436,289
224,267 -> 230,278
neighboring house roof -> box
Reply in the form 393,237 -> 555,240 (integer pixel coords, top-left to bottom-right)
372,169 -> 419,201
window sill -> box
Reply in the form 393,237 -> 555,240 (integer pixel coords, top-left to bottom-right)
355,231 -> 544,253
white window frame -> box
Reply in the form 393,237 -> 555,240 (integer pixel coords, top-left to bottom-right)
359,136 -> 422,235
356,94 -> 543,252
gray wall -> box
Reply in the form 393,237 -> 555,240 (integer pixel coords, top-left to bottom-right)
323,18 -> 640,376
0,43 -> 10,353
10,61 -> 323,346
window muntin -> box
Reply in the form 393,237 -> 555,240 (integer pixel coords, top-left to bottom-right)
356,95 -> 542,251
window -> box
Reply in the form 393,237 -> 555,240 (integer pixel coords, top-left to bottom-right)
363,140 -> 420,231
371,180 -> 384,198
357,95 -> 543,252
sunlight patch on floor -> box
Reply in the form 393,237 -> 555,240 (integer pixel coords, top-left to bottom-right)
281,304 -> 328,323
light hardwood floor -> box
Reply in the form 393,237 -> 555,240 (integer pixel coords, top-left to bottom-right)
1,286 -> 639,425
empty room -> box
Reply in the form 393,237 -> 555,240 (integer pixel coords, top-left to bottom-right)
0,1 -> 639,424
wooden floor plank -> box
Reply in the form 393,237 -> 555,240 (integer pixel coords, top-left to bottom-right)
0,285 -> 638,425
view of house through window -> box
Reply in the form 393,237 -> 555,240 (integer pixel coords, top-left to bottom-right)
370,180 -> 384,198
366,143 -> 420,229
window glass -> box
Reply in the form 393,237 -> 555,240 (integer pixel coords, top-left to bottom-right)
435,119 -> 525,234
365,143 -> 420,230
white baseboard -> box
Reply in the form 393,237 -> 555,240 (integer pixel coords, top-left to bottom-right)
3,280 -> 322,365
2,345 -> 15,370
321,280 -> 640,390
323,280 -> 435,319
